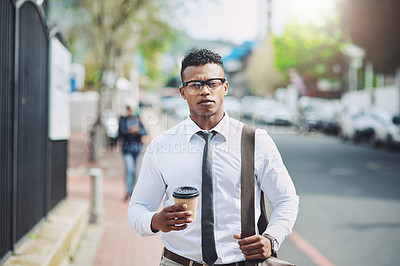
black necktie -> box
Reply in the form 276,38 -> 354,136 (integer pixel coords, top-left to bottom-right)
197,131 -> 218,266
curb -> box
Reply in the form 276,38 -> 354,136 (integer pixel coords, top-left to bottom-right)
3,200 -> 89,266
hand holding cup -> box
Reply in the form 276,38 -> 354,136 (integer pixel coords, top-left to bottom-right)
150,186 -> 199,233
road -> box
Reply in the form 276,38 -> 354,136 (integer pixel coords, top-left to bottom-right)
266,125 -> 400,266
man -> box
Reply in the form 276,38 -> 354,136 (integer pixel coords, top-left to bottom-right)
128,49 -> 299,265
118,104 -> 147,200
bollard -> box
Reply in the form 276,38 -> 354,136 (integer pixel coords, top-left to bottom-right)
89,168 -> 104,223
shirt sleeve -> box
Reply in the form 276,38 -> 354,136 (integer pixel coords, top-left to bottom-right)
127,140 -> 166,236
255,130 -> 299,250
118,116 -> 127,139
139,119 -> 147,137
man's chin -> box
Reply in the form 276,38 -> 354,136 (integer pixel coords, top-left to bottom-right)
190,108 -> 221,118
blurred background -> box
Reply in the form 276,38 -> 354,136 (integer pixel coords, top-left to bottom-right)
1,0 -> 400,265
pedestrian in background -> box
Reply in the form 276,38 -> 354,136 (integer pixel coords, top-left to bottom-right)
118,104 -> 147,201
128,49 -> 299,265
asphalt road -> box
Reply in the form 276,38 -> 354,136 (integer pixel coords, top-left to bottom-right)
267,126 -> 400,266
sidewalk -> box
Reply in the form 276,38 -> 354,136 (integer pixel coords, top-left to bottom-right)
67,108 -> 164,266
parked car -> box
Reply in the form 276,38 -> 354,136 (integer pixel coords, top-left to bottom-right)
339,106 -> 400,148
252,100 -> 294,126
160,96 -> 185,115
299,98 -> 340,133
224,96 -> 242,118
364,108 -> 400,147
240,96 -> 265,119
338,106 -> 376,142
173,101 -> 190,120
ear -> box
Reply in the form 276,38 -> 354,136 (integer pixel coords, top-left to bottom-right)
223,81 -> 229,95
179,86 -> 187,100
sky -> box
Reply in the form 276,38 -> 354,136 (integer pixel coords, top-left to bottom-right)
177,0 -> 260,44
177,0 -> 336,44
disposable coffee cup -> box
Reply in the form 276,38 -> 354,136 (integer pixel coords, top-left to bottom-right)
173,186 -> 199,222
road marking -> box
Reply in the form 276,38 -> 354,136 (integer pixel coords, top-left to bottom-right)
328,167 -> 357,176
367,161 -> 400,177
289,230 -> 335,266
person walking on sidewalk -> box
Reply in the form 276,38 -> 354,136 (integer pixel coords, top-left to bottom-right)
118,104 -> 147,201
128,49 -> 299,265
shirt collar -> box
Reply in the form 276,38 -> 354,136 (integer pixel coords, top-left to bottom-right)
184,112 -> 229,142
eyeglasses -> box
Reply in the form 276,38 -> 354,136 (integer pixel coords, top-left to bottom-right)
182,78 -> 226,95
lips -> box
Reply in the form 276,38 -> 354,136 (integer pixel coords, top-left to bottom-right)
198,99 -> 215,104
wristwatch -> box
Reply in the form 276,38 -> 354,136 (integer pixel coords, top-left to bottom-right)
264,234 -> 279,255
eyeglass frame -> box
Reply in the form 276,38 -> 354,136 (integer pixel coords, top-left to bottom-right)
182,78 -> 226,94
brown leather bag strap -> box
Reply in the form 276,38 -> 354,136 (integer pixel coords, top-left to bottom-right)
240,125 -> 256,239
241,125 -> 269,236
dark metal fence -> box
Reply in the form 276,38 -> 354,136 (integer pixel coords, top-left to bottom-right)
1,0 -> 68,262
49,140 -> 68,211
0,0 -> 16,262
15,0 -> 49,242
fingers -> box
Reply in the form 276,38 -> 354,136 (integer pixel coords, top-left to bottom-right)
170,224 -> 188,231
235,234 -> 271,260
237,234 -> 262,246
164,204 -> 193,222
154,204 -> 194,233
165,213 -> 193,226
163,203 -> 188,212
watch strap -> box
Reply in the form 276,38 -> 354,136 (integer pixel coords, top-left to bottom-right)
263,234 -> 278,256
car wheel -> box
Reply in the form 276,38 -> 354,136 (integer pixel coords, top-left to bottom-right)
352,131 -> 360,143
369,131 -> 379,148
338,129 -> 347,142
386,135 -> 394,150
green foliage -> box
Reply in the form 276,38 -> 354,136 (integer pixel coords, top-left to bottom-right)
137,3 -> 179,88
49,0 -> 179,90
85,69 -> 101,87
273,21 -> 344,81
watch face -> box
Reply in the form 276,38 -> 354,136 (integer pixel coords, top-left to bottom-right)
273,240 -> 279,251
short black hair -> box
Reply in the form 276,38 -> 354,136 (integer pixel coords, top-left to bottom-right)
180,49 -> 224,81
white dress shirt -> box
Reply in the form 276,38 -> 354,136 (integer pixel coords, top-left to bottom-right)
128,113 -> 299,264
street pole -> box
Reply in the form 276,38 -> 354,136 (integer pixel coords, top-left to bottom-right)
396,67 -> 400,116
89,168 -> 104,224
365,62 -> 374,105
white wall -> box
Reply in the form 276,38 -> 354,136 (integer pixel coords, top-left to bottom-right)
49,38 -> 71,140
70,91 -> 99,132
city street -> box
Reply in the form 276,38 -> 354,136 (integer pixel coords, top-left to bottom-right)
267,126 -> 400,266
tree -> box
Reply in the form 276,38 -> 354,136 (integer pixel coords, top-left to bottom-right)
273,21 -> 345,93
49,0 -> 178,88
337,0 -> 400,73
245,35 -> 285,96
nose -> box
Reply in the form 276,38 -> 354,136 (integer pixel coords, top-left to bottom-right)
199,85 -> 212,95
